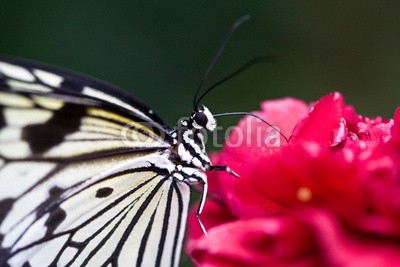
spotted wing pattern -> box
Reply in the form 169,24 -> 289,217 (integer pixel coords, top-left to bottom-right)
0,57 -> 191,267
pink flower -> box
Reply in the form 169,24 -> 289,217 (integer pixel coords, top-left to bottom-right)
186,92 -> 400,266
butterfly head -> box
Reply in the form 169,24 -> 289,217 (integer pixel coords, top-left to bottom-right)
191,105 -> 216,131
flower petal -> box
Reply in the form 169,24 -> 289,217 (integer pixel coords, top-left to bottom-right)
188,217 -> 319,267
292,92 -> 345,145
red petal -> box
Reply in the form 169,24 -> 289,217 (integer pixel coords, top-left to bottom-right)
292,92 -> 345,145
188,217 -> 319,267
304,210 -> 400,267
214,98 -> 308,217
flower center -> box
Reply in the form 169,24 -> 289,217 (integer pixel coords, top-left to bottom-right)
296,186 -> 312,202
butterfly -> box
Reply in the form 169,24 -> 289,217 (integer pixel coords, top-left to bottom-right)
0,15 -> 260,267
0,54 -> 225,267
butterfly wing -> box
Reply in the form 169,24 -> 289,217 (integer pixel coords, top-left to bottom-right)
0,57 -> 189,267
0,56 -> 165,126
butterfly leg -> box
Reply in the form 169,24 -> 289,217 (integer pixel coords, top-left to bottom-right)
194,165 -> 239,235
196,179 -> 208,236
209,165 -> 239,177
181,169 -> 209,235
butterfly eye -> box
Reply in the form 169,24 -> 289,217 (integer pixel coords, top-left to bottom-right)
194,112 -> 209,127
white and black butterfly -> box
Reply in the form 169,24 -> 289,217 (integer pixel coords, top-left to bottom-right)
0,53 -> 229,267
0,15 -> 263,267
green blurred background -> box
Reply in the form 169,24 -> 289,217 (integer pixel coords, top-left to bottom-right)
1,1 -> 400,266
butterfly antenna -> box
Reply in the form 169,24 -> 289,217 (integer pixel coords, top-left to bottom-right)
213,111 -> 289,143
193,14 -> 251,108
194,55 -> 275,106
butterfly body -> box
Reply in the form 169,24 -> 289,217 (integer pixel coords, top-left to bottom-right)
0,57 -> 215,267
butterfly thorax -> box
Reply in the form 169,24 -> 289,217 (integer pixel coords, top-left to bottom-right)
170,106 -> 216,171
